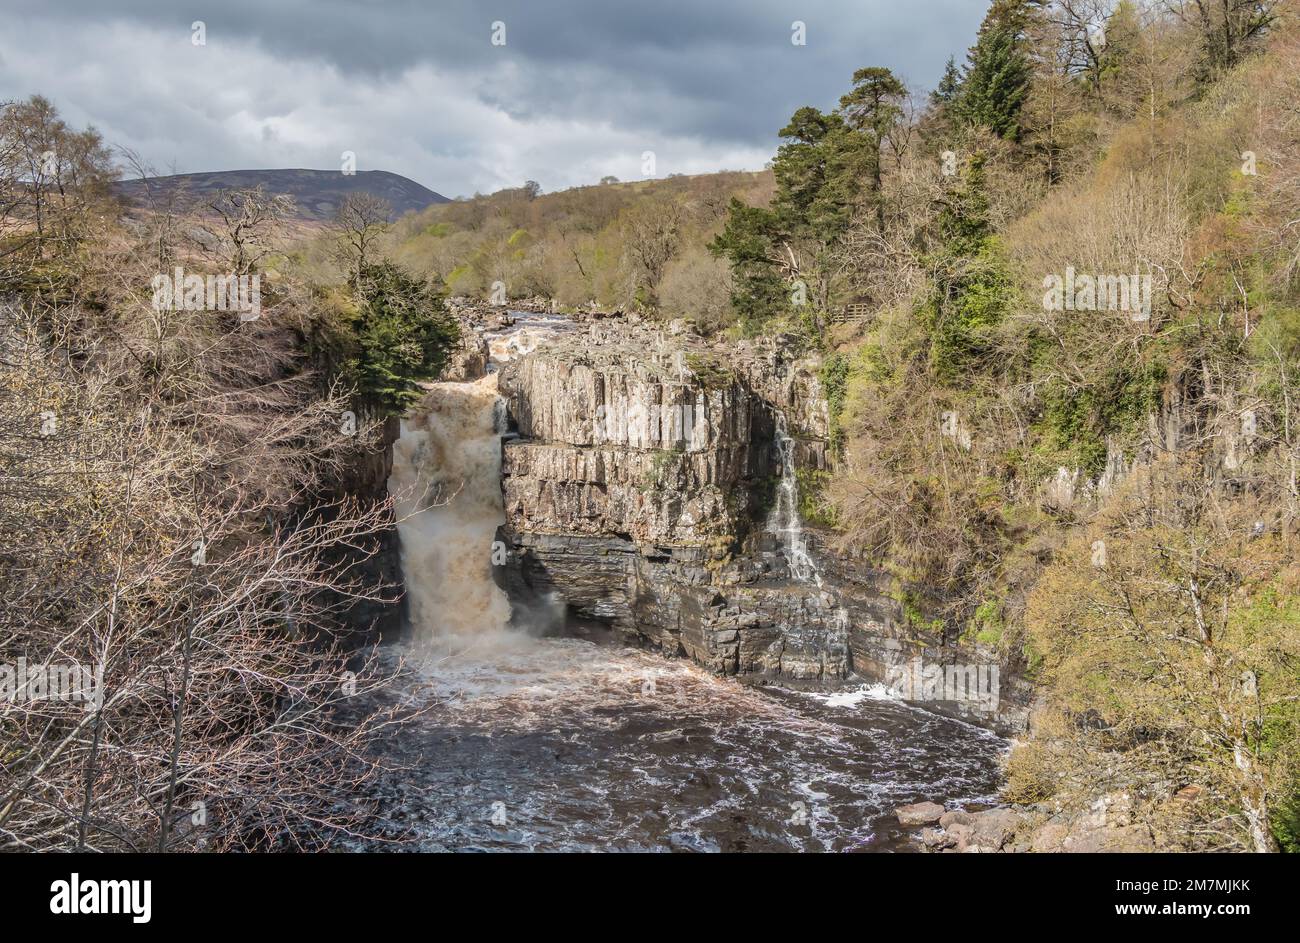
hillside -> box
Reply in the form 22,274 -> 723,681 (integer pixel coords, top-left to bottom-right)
385,170 -> 772,329
114,168 -> 449,222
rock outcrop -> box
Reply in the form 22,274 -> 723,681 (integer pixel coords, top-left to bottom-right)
480,314 -> 1029,730
495,319 -> 851,678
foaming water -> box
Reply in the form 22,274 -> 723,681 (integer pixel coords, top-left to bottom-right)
339,636 -> 1008,853
388,374 -> 512,643
484,312 -> 577,369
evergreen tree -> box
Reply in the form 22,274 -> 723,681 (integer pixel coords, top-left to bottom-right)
348,261 -> 459,414
920,154 -> 1011,378
958,0 -> 1036,141
930,56 -> 963,108
838,66 -> 908,231
711,105 -> 866,330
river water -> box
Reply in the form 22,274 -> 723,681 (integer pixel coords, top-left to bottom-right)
343,310 -> 1007,853
342,636 -> 1005,852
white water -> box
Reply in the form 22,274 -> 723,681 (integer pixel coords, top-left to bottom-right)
388,373 -> 514,647
767,411 -> 823,587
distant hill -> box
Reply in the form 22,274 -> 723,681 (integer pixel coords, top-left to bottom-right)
114,169 -> 450,222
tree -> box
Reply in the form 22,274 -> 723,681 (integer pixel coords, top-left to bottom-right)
711,95 -> 885,330
347,261 -> 459,414
919,154 -> 1012,378
333,192 -> 393,283
709,197 -> 791,330
620,197 -> 681,310
931,56 -> 963,108
198,185 -> 294,277
958,0 -> 1038,140
0,95 -> 116,272
1166,0 -> 1279,79
0,270 -> 409,852
838,67 -> 909,231
1024,461 -> 1300,853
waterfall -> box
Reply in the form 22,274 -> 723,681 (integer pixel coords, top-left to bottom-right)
388,373 -> 513,644
767,411 -> 822,587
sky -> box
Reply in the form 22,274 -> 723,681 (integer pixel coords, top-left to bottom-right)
0,0 -> 986,199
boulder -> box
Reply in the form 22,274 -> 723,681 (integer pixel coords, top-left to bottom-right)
895,801 -> 946,826
938,809 -> 975,829
969,808 -> 1019,850
920,827 -> 954,850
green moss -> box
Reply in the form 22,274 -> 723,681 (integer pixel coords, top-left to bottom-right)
795,467 -> 838,527
896,588 -> 944,634
684,352 -> 735,390
966,598 -> 1005,646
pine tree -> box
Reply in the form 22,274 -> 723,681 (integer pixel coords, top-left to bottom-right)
348,261 -> 459,414
837,66 -> 908,231
958,0 -> 1035,141
930,56 -> 962,108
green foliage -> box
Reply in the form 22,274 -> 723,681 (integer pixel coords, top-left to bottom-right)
897,588 -> 946,635
819,353 -> 850,455
683,352 -> 736,391
708,198 -> 790,330
967,598 -> 1006,647
795,467 -> 838,527
920,156 -> 1012,379
711,68 -> 906,331
1248,306 -> 1300,408
346,261 -> 459,415
388,170 -> 762,324
931,56 -> 963,108
1034,359 -> 1166,477
957,1 -> 1034,140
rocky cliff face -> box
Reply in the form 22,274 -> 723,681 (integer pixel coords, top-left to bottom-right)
374,311 -> 1029,732
492,318 -> 1030,734
494,320 -> 854,678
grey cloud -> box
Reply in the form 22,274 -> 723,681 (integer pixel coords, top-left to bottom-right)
0,0 -> 985,197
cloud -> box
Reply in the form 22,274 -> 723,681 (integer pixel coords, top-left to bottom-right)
0,0 -> 984,197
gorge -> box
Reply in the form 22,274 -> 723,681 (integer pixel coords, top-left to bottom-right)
346,308 -> 1018,851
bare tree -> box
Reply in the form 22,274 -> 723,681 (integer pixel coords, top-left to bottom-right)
0,95 -> 117,273
332,193 -> 393,282
196,185 -> 294,276
1162,0 -> 1280,75
620,197 -> 681,308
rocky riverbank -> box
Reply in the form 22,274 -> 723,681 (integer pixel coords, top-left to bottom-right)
894,795 -> 1162,852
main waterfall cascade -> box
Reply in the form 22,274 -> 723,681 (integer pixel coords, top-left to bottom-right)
388,373 -> 513,645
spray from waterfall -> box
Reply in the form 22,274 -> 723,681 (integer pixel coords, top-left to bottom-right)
389,374 -> 514,647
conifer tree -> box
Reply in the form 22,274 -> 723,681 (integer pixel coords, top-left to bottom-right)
958,0 -> 1037,141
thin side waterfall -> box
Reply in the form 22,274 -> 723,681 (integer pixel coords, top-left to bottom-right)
388,373 -> 513,644
767,411 -> 822,587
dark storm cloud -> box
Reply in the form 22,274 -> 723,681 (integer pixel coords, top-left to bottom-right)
0,0 -> 984,196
